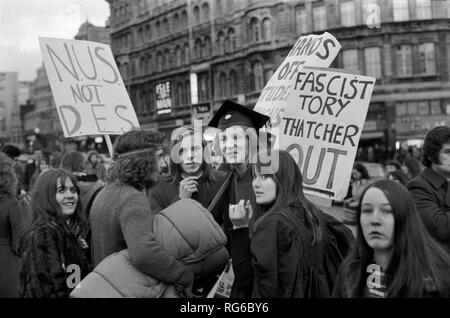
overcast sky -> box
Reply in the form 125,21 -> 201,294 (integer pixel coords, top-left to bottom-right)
1,0 -> 110,81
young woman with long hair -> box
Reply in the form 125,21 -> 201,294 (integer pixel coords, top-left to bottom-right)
19,168 -> 91,298
228,150 -> 326,297
149,126 -> 229,225
333,179 -> 450,298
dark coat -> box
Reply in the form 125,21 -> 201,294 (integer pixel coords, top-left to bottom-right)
0,194 -> 29,297
90,181 -> 186,285
230,205 -> 324,298
407,167 -> 450,251
148,170 -> 228,225
19,222 -> 91,298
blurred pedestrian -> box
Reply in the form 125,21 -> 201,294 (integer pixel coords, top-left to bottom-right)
333,180 -> 450,297
0,152 -> 29,297
84,150 -> 107,181
29,154 -> 51,191
19,169 -> 91,298
1,144 -> 25,195
343,162 -> 372,224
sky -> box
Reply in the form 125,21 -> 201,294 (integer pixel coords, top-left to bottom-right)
0,0 -> 110,81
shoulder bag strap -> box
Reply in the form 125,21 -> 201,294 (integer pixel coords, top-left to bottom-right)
207,171 -> 233,212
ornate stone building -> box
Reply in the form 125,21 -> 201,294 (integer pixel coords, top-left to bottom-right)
107,0 -> 450,160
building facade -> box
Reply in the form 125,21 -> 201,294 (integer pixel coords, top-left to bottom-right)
107,0 -> 450,161
0,72 -> 19,146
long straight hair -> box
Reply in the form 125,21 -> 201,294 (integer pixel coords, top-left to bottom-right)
168,126 -> 216,184
343,179 -> 450,297
253,150 -> 322,245
19,168 -> 87,252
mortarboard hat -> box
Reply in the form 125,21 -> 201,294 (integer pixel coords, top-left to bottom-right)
208,100 -> 270,132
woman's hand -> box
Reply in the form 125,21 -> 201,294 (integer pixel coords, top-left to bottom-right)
229,199 -> 253,230
179,176 -> 199,199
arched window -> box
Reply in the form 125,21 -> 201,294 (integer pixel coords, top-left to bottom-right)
217,31 -> 225,55
175,46 -> 182,67
263,18 -> 272,41
229,70 -> 238,95
173,13 -> 179,32
202,3 -> 210,22
164,48 -> 171,69
181,10 -> 188,28
203,36 -> 211,57
228,28 -> 236,51
193,6 -> 200,24
184,43 -> 190,64
218,72 -> 227,97
184,80 -> 190,105
194,38 -> 203,60
138,27 -> 144,43
147,54 -> 152,74
252,61 -> 264,91
139,56 -> 146,75
216,0 -> 223,16
226,0 -> 234,12
250,18 -> 260,43
155,21 -> 161,37
145,24 -> 151,40
264,69 -> 273,84
162,17 -> 169,34
157,52 -> 163,72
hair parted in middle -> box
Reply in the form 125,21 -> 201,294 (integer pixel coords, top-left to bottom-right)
107,128 -> 161,191
61,151 -> 86,173
341,179 -> 450,297
168,125 -> 216,183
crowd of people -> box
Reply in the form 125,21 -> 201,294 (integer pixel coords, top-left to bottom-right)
1,100 -> 450,298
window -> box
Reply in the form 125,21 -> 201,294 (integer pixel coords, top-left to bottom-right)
362,0 -> 380,25
203,37 -> 211,57
296,7 -> 308,35
181,10 -> 188,27
407,101 -> 418,115
184,43 -> 190,64
194,39 -> 203,60
226,0 -> 234,13
364,47 -> 381,78
216,0 -> 223,16
343,49 -> 359,72
138,27 -> 143,43
262,18 -> 272,41
219,72 -> 228,97
198,72 -> 209,101
252,61 -> 264,91
430,100 -> 441,114
155,21 -> 161,37
395,45 -> 412,77
147,55 -> 152,74
175,46 -> 182,67
418,101 -> 429,115
217,31 -> 225,55
145,24 -> 151,40
139,57 -> 145,75
313,6 -> 327,31
418,43 -> 436,75
184,81 -> 190,105
157,52 -> 163,72
162,18 -> 169,34
229,70 -> 238,95
202,3 -> 210,22
393,0 -> 409,22
173,13 -> 179,32
228,28 -> 236,51
416,0 -> 432,20
264,69 -> 274,84
340,1 -> 356,27
163,49 -> 170,70
250,18 -> 260,43
193,6 -> 200,24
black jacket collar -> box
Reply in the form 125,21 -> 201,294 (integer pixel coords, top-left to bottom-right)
422,167 -> 447,190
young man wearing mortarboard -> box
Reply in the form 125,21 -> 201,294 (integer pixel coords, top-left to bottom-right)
208,100 -> 271,298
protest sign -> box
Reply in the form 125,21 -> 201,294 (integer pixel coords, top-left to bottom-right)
254,32 -> 341,129
281,66 -> 375,200
39,37 -> 140,138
